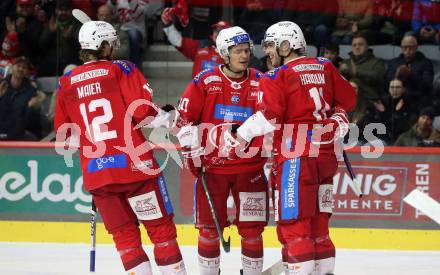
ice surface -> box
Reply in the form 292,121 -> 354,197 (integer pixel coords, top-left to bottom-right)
1,242 -> 439,275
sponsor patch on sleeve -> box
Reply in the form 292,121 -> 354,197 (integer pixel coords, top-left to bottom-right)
265,65 -> 287,80
113,60 -> 134,75
193,68 -> 214,84
316,57 -> 331,65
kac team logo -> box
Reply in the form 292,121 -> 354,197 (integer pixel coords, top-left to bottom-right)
231,95 -> 240,104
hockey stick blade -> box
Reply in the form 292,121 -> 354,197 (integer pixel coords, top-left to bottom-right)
72,9 -> 91,24
262,259 -> 283,275
403,189 -> 440,225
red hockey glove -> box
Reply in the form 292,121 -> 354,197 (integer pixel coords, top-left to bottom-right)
218,124 -> 250,160
161,7 -> 174,25
173,0 -> 189,27
311,106 -> 349,144
181,146 -> 204,178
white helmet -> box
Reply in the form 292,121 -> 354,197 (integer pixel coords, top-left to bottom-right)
216,26 -> 253,58
263,21 -> 306,51
78,21 -> 119,50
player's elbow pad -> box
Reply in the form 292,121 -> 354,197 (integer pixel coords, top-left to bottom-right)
237,111 -> 275,142
163,24 -> 182,47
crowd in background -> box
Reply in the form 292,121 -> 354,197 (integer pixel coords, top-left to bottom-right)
1,0 -> 440,147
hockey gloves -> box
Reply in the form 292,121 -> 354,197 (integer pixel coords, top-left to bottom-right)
176,124 -> 204,178
161,0 -> 189,27
310,106 -> 349,145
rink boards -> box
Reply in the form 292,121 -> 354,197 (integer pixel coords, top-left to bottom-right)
1,143 -> 440,251
1,221 -> 440,250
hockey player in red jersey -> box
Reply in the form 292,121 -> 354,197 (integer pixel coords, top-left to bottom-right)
54,20 -> 186,275
173,26 -> 268,274
233,22 -> 357,275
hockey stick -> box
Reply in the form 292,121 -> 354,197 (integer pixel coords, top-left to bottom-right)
89,201 -> 97,272
200,169 -> 231,252
342,150 -> 362,197
72,9 -> 92,24
403,189 -> 440,225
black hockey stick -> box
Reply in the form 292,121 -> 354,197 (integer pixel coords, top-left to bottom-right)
89,200 -> 97,272
200,169 -> 231,252
342,150 -> 362,197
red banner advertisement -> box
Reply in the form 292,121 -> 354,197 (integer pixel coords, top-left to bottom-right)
179,157 -> 440,223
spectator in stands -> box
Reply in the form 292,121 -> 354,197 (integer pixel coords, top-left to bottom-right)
332,0 -> 374,44
0,57 -> 43,140
323,43 -> 343,68
0,29 -> 21,79
179,0 -> 222,40
38,0 -> 81,76
360,78 -> 417,144
0,0 -> 15,39
385,34 -> 434,108
97,4 -> 130,60
340,32 -> 385,124
394,106 -> 435,146
235,0 -> 282,43
411,0 -> 440,45
281,0 -> 335,51
161,8 -> 229,77
110,0 -> 152,70
429,116 -> 440,146
11,0 -> 44,65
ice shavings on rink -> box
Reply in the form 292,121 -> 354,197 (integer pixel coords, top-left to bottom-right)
1,242 -> 440,275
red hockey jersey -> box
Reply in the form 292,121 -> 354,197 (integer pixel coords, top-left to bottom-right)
54,60 -> 161,191
260,56 -> 357,161
178,65 -> 266,174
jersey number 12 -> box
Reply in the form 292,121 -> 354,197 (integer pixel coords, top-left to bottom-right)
79,98 -> 117,142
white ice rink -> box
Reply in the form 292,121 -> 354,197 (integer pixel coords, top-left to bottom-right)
1,242 -> 439,275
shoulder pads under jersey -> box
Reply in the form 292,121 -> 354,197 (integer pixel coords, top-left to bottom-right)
265,65 -> 287,80
249,68 -> 263,79
113,60 -> 135,75
316,57 -> 331,65
193,67 -> 215,84
63,70 -> 73,77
